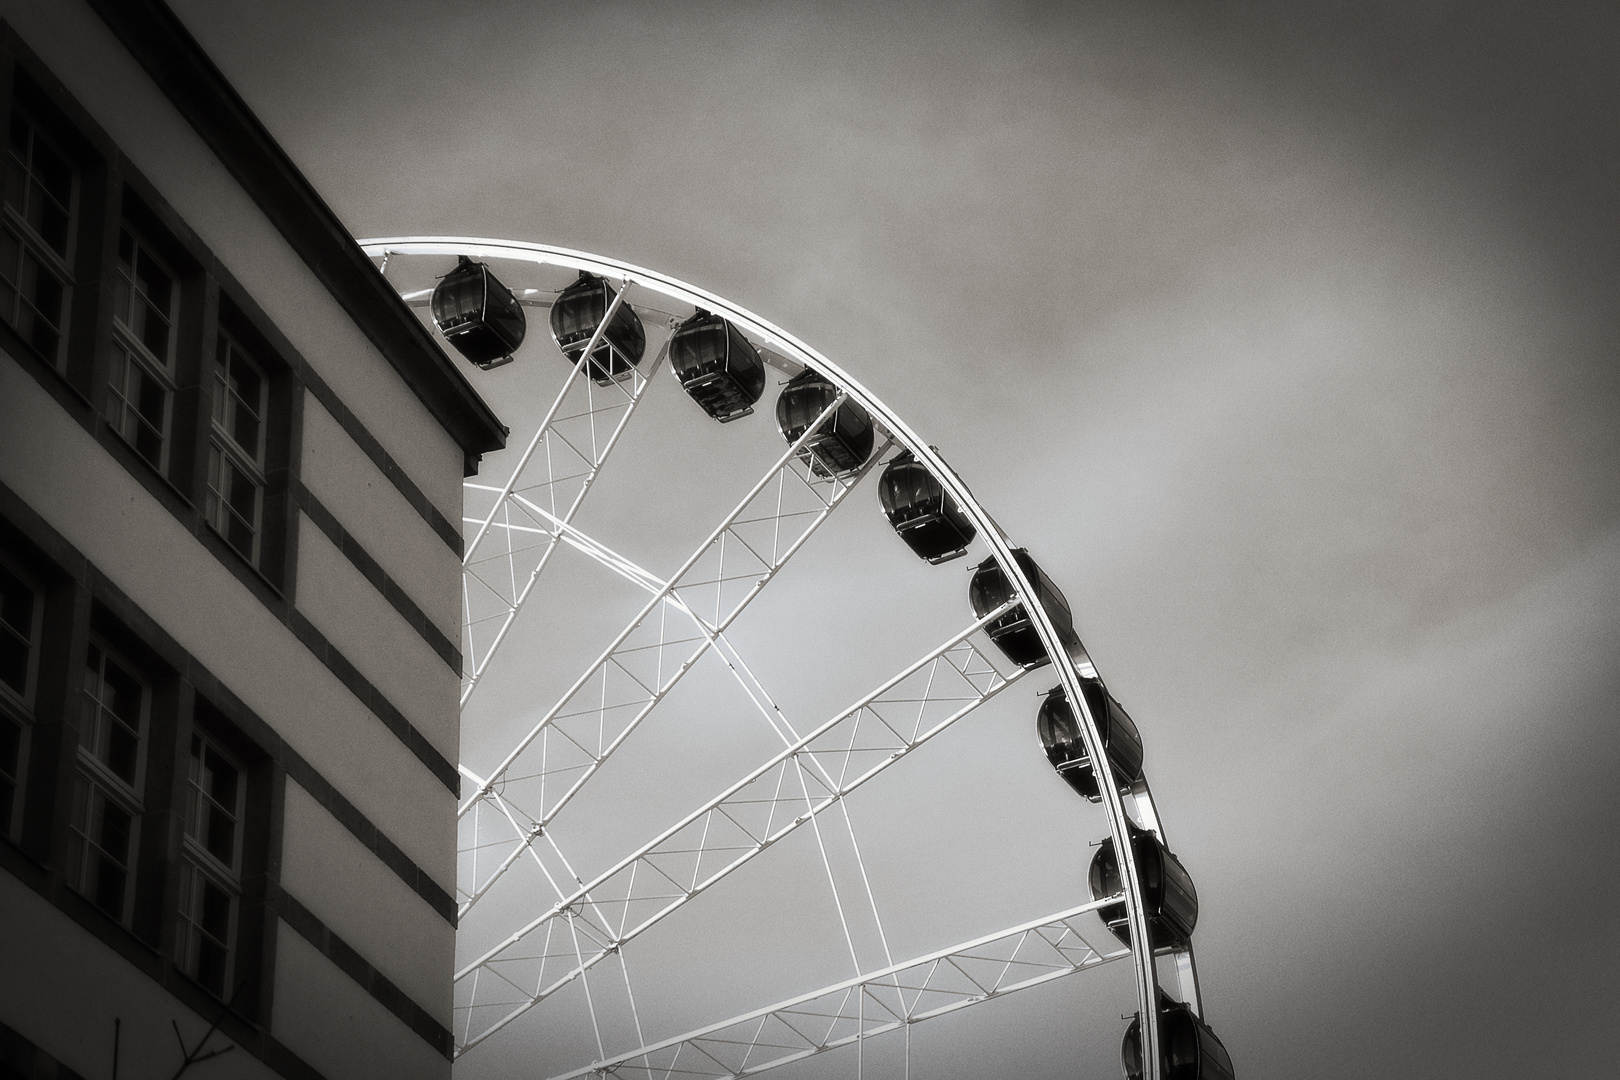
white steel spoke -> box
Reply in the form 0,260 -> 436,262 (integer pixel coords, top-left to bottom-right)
548,898 -> 1129,1080
366,238 -> 1186,1078
451,603 -> 1025,1056
454,395 -> 884,918
460,283 -> 665,705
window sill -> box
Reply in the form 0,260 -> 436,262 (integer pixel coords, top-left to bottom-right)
195,521 -> 286,605
0,318 -> 93,414
101,420 -> 197,513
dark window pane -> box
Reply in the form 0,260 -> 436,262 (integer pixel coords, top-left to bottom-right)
225,514 -> 253,558
200,878 -> 231,939
117,229 -> 133,267
0,637 -> 26,696
8,115 -> 26,157
139,298 -> 169,358
93,856 -> 127,917
27,317 -> 58,360
0,564 -> 31,698
226,462 -> 256,521
104,660 -> 141,725
0,562 -> 33,632
0,716 -> 18,777
3,161 -> 21,215
107,723 -> 137,784
196,937 -> 227,997
29,263 -> 62,323
205,808 -> 235,865
35,191 -> 68,255
205,747 -> 238,807
136,255 -> 171,313
0,716 -> 19,837
229,354 -> 261,408
112,273 -> 130,327
134,369 -> 166,428
232,409 -> 259,456
97,799 -> 131,864
134,423 -> 163,468
33,141 -> 72,208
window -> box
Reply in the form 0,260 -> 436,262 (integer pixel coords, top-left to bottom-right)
205,330 -> 267,564
175,728 -> 245,998
67,638 -> 148,926
0,110 -> 75,366
0,554 -> 42,841
108,227 -> 178,471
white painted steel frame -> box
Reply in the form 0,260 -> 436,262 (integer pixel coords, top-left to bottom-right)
550,896 -> 1132,1080
457,282 -> 660,705
450,390 -> 883,929
451,602 -> 1027,1053
360,237 -> 1194,1077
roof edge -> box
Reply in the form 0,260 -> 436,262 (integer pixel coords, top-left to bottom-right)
86,0 -> 507,468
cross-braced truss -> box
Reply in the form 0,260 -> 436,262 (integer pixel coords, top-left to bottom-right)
453,603 -> 1027,1054
457,393 -> 888,919
551,898 -> 1129,1080
461,284 -> 665,704
362,237 -> 1187,1078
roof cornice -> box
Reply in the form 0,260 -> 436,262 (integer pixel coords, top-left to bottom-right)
86,0 -> 507,470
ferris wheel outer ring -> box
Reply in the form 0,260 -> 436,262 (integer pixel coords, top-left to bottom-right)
360,235 -> 1174,1078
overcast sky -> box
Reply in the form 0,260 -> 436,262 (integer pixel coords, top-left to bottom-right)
169,2 -> 1620,1077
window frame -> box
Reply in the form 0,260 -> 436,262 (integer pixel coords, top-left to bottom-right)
175,725 -> 247,1000
205,326 -> 269,567
0,104 -> 77,370
67,634 -> 151,927
0,550 -> 43,844
107,223 -> 182,475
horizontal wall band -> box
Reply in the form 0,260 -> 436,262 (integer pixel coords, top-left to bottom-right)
0,347 -> 461,797
295,484 -> 460,674
299,363 -> 465,558
272,886 -> 453,1060
0,478 -> 457,924
283,609 -> 459,795
0,851 -> 332,1080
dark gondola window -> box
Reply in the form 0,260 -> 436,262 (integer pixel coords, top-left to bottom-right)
1122,993 -> 1237,1080
669,309 -> 767,422
1036,679 -> 1144,802
430,255 -> 526,370
775,369 -> 875,477
549,270 -> 645,385
968,548 -> 1081,668
1088,823 -> 1199,951
878,450 -> 976,563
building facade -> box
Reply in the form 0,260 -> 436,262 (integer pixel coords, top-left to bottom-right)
0,3 -> 504,1079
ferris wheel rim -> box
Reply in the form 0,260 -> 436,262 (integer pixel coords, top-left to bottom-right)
361,235 -> 1180,1077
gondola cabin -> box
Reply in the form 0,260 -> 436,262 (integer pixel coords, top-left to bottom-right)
549,270 -> 646,384
669,309 -> 767,422
1122,995 -> 1237,1080
1036,679 -> 1145,801
1089,823 -> 1199,950
967,549 -> 1081,668
775,369 -> 876,477
878,450 -> 977,563
429,255 -> 527,369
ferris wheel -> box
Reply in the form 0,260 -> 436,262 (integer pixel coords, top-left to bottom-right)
360,237 -> 1235,1080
